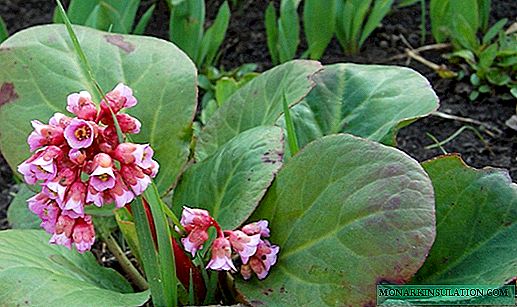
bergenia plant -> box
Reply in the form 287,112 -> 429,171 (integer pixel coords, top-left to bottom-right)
0,3 -> 516,307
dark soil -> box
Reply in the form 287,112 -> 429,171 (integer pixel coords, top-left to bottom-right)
0,0 -> 516,231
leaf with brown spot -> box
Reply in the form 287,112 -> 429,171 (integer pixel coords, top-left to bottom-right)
0,82 -> 18,106
236,134 -> 436,306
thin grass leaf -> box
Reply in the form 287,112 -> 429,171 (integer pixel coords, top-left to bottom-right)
143,183 -> 177,307
425,125 -> 489,150
359,0 -> 394,48
425,133 -> 448,154
132,197 -> 168,307
265,2 -> 279,64
304,0 -> 336,59
282,93 -> 299,156
188,270 -> 195,305
350,0 -> 372,51
133,4 -> 156,35
198,1 -> 230,67
0,16 -> 8,43
420,0 -> 426,45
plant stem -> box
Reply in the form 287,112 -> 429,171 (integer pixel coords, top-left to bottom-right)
104,234 -> 149,291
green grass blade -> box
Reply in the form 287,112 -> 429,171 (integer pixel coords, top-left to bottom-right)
0,16 -> 8,43
144,183 -> 177,307
350,0 -> 372,51
133,4 -> 156,35
198,1 -> 230,67
132,197 -> 168,307
282,93 -> 299,156
359,0 -> 394,48
304,0 -> 336,59
265,2 -> 279,64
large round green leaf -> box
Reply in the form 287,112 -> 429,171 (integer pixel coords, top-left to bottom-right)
0,229 -> 149,306
288,64 -> 438,146
7,184 -> 39,229
413,155 -> 517,284
173,126 -> 284,229
195,60 -> 322,161
0,25 -> 197,194
237,134 -> 436,306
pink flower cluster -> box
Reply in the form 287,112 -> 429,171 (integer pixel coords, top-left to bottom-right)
18,83 -> 158,253
180,207 -> 279,280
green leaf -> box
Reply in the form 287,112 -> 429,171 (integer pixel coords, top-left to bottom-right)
62,0 -> 101,25
277,0 -> 301,62
83,3 -> 114,31
115,208 -> 141,262
430,0 -> 451,43
414,155 -> 517,284
237,134 -> 435,306
265,2 -> 280,64
133,4 -> 156,35
294,64 -> 438,146
482,18 -> 507,45
303,0 -> 336,59
0,16 -> 8,43
173,126 -> 284,229
0,230 -> 149,306
7,184 -> 39,229
451,15 -> 479,51
106,0 -> 141,34
198,1 -> 230,67
215,77 -> 239,106
359,0 -> 394,48
477,0 -> 491,31
169,0 -> 205,62
478,43 -> 498,70
0,25 -> 197,195
195,60 -> 322,161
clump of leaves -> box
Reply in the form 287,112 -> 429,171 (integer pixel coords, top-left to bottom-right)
53,0 -> 155,35
198,64 -> 259,125
447,19 -> 517,101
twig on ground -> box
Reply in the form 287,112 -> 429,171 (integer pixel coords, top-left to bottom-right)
431,111 -> 502,137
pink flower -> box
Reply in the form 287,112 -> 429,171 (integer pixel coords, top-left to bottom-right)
64,118 -> 95,149
86,184 -> 104,207
72,216 -> 95,253
102,83 -> 137,114
61,181 -> 86,218
28,194 -> 60,234
50,215 -> 75,249
179,207 -> 213,256
228,230 -> 261,264
27,120 -> 64,151
246,240 -> 280,280
42,180 -> 67,205
110,174 -> 134,208
117,114 -> 141,134
207,237 -> 237,271
180,207 -> 212,229
49,112 -> 71,128
66,91 -> 97,121
89,153 -> 116,191
17,146 -> 62,184
68,149 -> 86,165
114,143 -> 154,169
242,220 -> 270,238
120,164 -> 151,195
